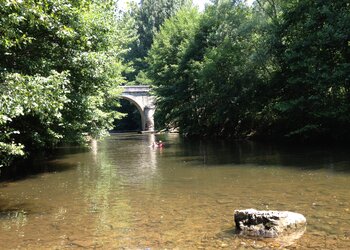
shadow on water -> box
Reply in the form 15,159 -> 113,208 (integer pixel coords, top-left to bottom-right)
0,146 -> 88,182
170,136 -> 350,173
0,161 -> 77,183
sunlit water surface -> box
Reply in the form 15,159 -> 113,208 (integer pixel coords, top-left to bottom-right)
0,133 -> 349,249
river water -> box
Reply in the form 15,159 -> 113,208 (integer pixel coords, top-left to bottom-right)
0,133 -> 349,249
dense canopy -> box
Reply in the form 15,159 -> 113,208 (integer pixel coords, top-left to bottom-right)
0,0 -> 135,167
147,0 -> 350,141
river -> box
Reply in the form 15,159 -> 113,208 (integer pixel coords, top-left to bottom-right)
0,133 -> 349,249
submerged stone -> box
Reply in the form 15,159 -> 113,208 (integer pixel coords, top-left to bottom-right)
234,209 -> 306,238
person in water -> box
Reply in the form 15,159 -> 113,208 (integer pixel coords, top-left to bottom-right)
151,140 -> 164,148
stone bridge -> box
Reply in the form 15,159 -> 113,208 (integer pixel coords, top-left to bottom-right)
120,85 -> 156,132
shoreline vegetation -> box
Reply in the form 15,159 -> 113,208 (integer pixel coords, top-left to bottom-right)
1,0 -> 349,168
146,0 -> 350,144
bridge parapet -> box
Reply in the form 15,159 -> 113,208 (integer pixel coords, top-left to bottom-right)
121,85 -> 151,93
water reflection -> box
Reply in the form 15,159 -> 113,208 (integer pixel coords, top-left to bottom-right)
91,138 -> 98,161
67,133 -> 162,247
174,137 -> 350,173
102,133 -> 159,184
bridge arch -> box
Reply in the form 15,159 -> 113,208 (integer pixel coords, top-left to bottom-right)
119,95 -> 145,131
120,86 -> 156,132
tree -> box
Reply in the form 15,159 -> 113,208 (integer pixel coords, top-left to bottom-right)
147,7 -> 202,132
124,0 -> 190,82
148,0 -> 350,141
193,0 -> 264,137
0,0 -> 134,167
148,0 -> 265,137
258,0 -> 350,141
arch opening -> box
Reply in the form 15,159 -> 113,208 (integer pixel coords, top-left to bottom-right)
112,97 -> 145,132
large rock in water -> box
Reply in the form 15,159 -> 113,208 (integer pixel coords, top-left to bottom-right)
234,209 -> 306,238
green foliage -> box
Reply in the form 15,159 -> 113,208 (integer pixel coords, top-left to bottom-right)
0,71 -> 69,166
147,0 -> 350,142
124,0 -> 190,83
0,0 -> 133,167
148,1 -> 264,137
194,1 -> 264,137
147,7 -> 201,132
258,0 -> 350,140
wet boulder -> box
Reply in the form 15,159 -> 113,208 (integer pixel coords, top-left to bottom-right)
234,209 -> 306,238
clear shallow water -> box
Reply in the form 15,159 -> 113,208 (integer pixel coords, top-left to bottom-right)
0,133 -> 349,249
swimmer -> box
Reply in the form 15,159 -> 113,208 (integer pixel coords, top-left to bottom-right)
149,140 -> 164,148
